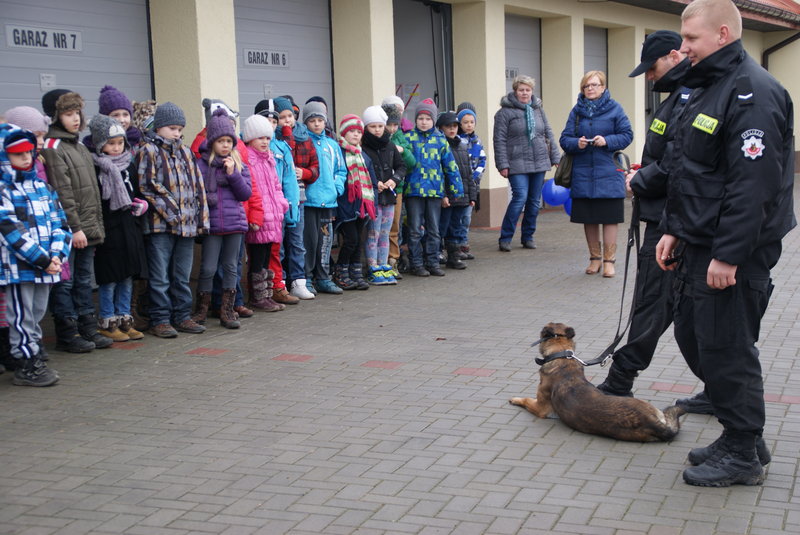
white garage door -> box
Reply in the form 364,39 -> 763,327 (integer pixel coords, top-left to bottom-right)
505,14 -> 542,97
0,0 -> 151,117
234,0 -> 333,119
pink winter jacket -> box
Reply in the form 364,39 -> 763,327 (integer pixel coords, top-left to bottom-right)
244,148 -> 289,244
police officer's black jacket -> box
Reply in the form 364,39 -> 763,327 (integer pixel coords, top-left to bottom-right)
630,58 -> 690,223
663,39 -> 796,266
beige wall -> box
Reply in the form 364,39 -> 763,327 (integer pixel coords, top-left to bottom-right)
330,0 -> 396,124
149,0 -> 240,138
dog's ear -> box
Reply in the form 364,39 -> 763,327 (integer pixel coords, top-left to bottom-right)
565,327 -> 575,339
541,325 -> 555,339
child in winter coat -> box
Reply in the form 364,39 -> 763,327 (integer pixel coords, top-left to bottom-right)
137,102 -> 209,338
40,89 -> 111,352
274,96 -> 318,300
456,102 -> 486,259
0,125 -> 70,386
361,106 -> 406,285
88,115 -> 148,342
333,115 -> 378,291
302,101 -> 346,294
403,98 -> 463,277
3,106 -> 50,182
381,96 -> 415,277
241,114 -> 288,312
192,109 -> 251,329
437,111 -> 477,270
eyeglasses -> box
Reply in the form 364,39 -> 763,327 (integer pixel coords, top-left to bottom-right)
582,83 -> 603,90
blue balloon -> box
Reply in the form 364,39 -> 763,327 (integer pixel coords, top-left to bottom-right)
564,197 -> 573,216
541,179 -> 570,206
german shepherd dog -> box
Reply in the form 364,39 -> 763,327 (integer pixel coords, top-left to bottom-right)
509,323 -> 684,442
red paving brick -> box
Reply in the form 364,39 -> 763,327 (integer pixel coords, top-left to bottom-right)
273,353 -> 314,362
453,367 -> 495,377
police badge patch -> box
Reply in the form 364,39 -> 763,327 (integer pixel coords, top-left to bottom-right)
740,129 -> 765,160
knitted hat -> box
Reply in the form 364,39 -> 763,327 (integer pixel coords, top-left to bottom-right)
153,102 -> 186,129
415,98 -> 438,122
302,101 -> 328,123
132,99 -> 157,130
255,99 -> 279,120
3,106 -> 50,133
362,105 -> 388,126
98,85 -> 133,115
436,111 -> 458,128
41,88 -> 72,119
278,95 -> 299,118
273,97 -> 294,115
89,114 -> 127,154
382,104 -> 402,125
305,96 -> 328,108
456,108 -> 477,123
205,108 -> 236,145
381,95 -> 405,112
202,98 -> 238,125
456,101 -> 475,114
339,114 -> 364,137
242,114 -> 275,142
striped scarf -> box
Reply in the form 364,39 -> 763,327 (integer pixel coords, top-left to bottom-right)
338,136 -> 376,220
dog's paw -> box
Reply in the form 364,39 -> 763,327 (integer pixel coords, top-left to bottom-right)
509,397 -> 523,406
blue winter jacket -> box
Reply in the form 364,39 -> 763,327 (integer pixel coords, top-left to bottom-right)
305,131 -> 346,208
559,90 -> 633,199
271,138 -> 300,226
404,127 -> 463,198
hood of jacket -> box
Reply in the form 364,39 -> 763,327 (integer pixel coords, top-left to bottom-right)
499,92 -> 542,111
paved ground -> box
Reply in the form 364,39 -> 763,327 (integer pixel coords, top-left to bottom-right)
1,183 -> 799,535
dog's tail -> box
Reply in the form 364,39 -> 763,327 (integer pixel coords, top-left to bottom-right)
654,404 -> 686,441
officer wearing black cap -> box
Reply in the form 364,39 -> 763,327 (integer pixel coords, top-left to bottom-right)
596,30 -> 692,399
657,0 -> 795,487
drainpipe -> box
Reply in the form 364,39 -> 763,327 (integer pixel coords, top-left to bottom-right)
762,31 -> 800,70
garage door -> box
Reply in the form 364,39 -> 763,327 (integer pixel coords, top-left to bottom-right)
505,14 -> 542,97
0,0 -> 152,117
235,0 -> 333,119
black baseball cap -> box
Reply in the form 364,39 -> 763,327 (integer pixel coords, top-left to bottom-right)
629,30 -> 682,77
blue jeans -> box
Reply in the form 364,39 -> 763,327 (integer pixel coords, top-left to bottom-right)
145,233 -> 195,325
439,204 -> 470,246
98,277 -> 133,319
500,172 -> 545,242
461,205 -> 473,242
405,196 -> 441,268
281,205 -> 306,283
50,246 -> 96,319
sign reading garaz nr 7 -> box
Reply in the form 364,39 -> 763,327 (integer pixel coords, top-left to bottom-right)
6,25 -> 83,52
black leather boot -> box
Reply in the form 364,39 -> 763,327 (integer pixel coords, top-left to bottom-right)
77,314 -> 113,349
596,362 -> 636,397
54,317 -> 95,353
688,432 -> 771,466
683,431 -> 765,487
445,243 -> 467,269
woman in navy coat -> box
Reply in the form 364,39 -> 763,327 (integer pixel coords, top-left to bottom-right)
560,71 -> 633,277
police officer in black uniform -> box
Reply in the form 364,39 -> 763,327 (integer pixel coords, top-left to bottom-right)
657,0 -> 795,487
597,30 -> 692,397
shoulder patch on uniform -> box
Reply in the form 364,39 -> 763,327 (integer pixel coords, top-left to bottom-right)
740,129 -> 765,160
44,138 -> 61,150
691,113 -> 719,135
649,118 -> 667,136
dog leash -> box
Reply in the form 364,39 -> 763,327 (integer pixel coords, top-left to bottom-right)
584,151 -> 641,367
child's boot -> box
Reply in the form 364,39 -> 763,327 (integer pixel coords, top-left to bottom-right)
445,243 -> 467,269
460,244 -> 475,260
192,291 -> 211,324
350,263 -> 370,290
12,355 -> 59,387
220,288 -> 241,329
118,315 -> 144,340
248,269 -> 283,312
333,263 -> 358,291
97,316 -> 130,343
77,314 -> 114,349
54,317 -> 95,353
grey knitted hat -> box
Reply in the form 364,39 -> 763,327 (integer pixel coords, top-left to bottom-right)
302,101 -> 327,123
89,114 -> 127,154
415,98 -> 438,123
153,102 -> 186,129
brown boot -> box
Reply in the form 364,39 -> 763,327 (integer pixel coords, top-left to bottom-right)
586,242 -> 602,274
273,285 -> 299,305
249,269 -> 284,312
97,316 -> 130,343
220,288 -> 240,329
603,243 -> 617,278
118,315 -> 144,340
192,291 -> 211,325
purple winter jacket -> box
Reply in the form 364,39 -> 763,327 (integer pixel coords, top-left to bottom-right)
197,142 -> 252,235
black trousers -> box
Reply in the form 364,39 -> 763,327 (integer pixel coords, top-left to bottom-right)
612,223 -> 674,374
303,206 -> 332,281
337,217 -> 368,266
673,241 -> 779,434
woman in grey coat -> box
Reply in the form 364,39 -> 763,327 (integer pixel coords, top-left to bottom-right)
493,75 -> 560,251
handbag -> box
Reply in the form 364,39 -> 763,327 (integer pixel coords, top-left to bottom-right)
553,112 -> 580,188
554,153 -> 573,188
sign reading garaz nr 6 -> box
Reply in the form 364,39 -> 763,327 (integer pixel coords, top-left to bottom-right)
6,25 -> 83,52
